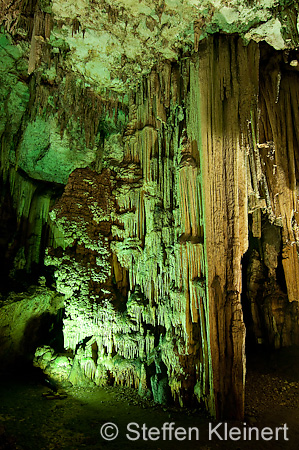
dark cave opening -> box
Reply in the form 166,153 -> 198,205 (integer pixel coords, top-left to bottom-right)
241,213 -> 290,357
0,306 -> 65,382
21,308 -> 65,357
241,245 -> 256,354
0,175 -> 64,295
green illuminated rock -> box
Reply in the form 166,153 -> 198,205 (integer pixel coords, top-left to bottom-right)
1,0 -> 299,422
16,115 -> 98,184
0,287 -> 64,372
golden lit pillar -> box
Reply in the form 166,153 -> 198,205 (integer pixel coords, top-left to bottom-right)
188,36 -> 259,419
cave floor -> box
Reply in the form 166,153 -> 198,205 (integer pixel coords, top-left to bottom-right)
0,347 -> 299,450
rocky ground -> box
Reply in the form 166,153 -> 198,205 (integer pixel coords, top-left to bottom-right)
0,347 -> 299,450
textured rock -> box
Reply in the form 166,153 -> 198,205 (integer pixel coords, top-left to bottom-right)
17,116 -> 97,184
2,0 -> 299,93
191,36 -> 260,420
1,0 -> 299,423
34,345 -> 73,383
0,287 -> 64,371
39,35 -> 260,420
242,43 -> 299,351
39,0 -> 299,91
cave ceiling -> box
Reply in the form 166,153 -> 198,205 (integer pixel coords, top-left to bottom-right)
2,0 -> 299,94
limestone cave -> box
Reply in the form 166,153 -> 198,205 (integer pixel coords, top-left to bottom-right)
1,0 -> 299,449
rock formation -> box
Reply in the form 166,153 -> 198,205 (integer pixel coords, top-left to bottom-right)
1,0 -> 299,420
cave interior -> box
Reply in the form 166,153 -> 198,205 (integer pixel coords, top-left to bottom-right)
1,0 -> 299,447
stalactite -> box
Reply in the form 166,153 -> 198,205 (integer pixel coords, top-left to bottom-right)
190,36 -> 260,419
28,10 -> 53,75
4,169 -> 60,269
29,30 -> 299,421
258,50 -> 299,303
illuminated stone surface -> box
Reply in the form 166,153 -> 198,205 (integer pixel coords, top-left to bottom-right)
1,0 -> 299,421
0,287 -> 63,371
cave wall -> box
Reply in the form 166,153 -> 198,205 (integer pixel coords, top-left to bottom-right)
244,43 -> 299,350
42,37 -> 299,419
1,0 -> 299,422
0,16 -> 127,280
0,286 -> 64,373
35,35 -> 262,420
